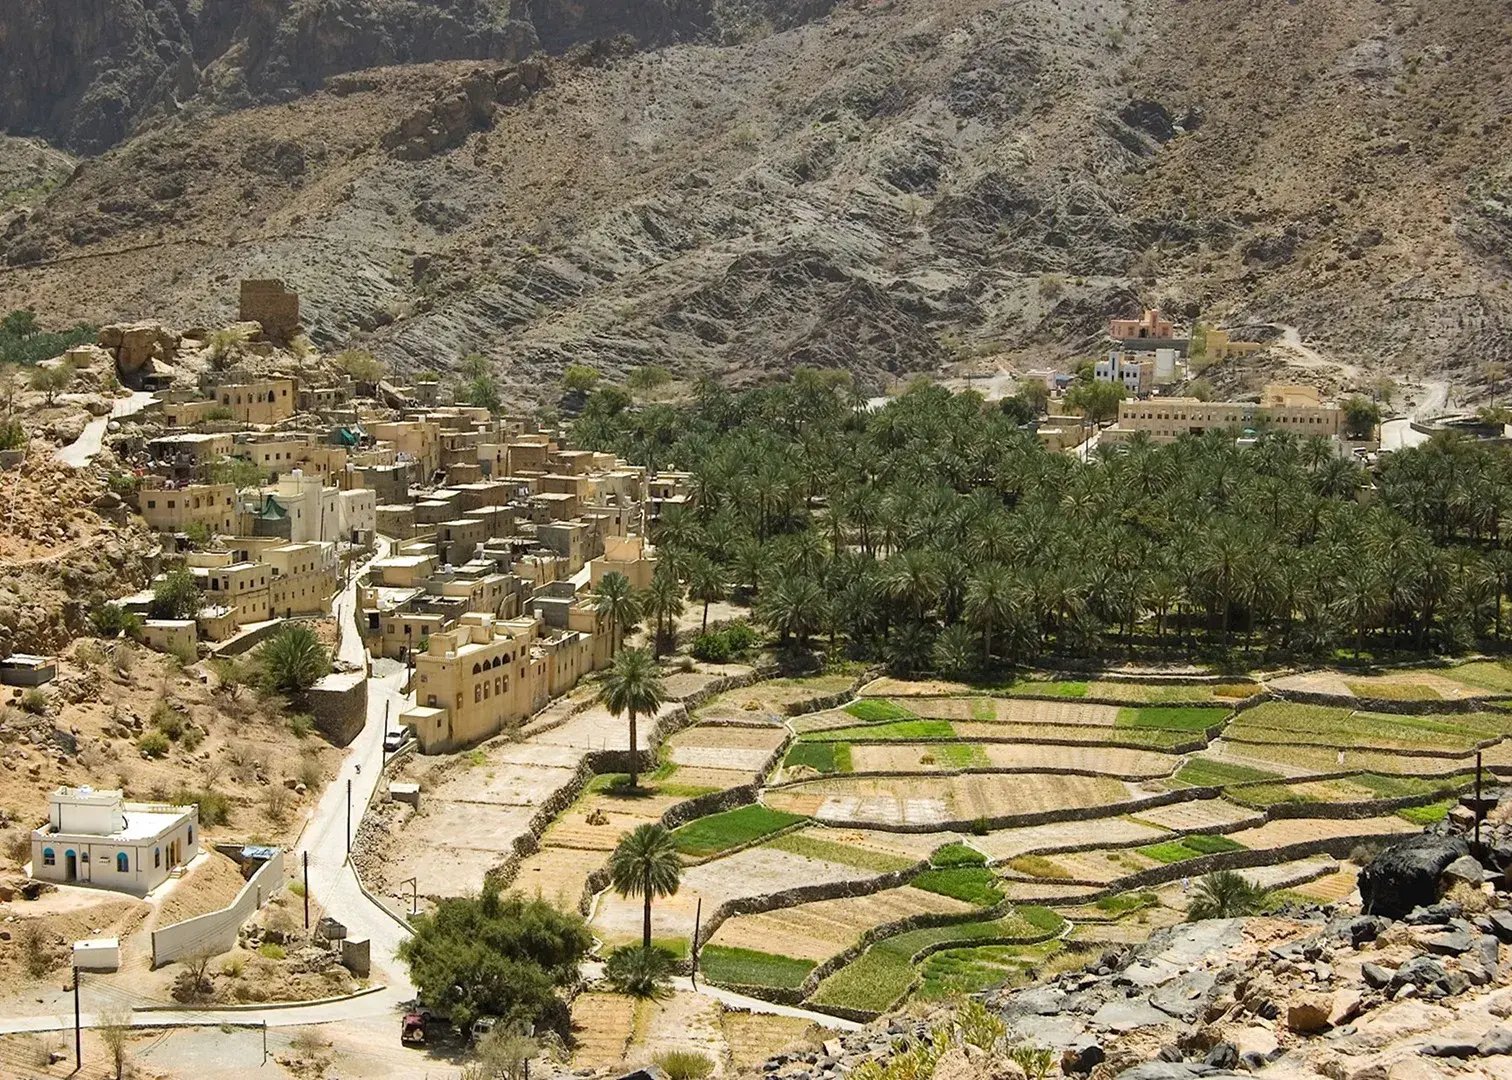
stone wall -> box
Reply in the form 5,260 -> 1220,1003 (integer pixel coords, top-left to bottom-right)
238,279 -> 300,341
305,672 -> 367,747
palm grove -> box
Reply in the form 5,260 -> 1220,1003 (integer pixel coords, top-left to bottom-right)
572,370 -> 1512,669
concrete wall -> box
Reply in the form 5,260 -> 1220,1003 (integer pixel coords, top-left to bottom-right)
151,850 -> 285,966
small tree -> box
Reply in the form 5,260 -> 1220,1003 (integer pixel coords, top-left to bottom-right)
591,571 -> 642,657
207,455 -> 266,492
397,888 -> 591,1034
97,1003 -> 133,1078
29,363 -> 71,404
607,823 -> 681,949
561,364 -> 601,395
257,623 -> 330,695
466,1030 -> 539,1080
1343,396 -> 1383,439
465,375 -> 501,413
91,602 -> 144,640
627,364 -> 673,395
603,944 -> 676,999
686,556 -> 726,632
597,648 -> 666,790
0,416 -> 25,451
334,348 -> 385,384
150,568 -> 201,620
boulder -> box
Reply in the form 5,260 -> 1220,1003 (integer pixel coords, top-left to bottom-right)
1441,855 -> 1488,886
1286,995 -> 1333,1034
1391,956 -> 1448,993
1203,1043 -> 1237,1069
1413,928 -> 1473,955
1358,835 -> 1470,919
1486,910 -> 1512,943
1479,1028 -> 1512,1056
1361,963 -> 1394,989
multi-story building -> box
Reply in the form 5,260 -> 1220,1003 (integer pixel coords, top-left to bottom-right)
32,786 -> 198,895
370,420 -> 441,481
589,535 -> 658,591
1108,308 -> 1175,341
265,541 -> 339,618
138,482 -> 239,536
1094,353 -> 1155,397
213,377 -> 297,426
1107,389 -> 1343,444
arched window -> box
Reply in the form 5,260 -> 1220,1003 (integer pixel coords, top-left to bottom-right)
116,852 -> 129,873
154,847 -> 161,868
472,663 -> 482,675
475,685 -> 482,703
42,848 -> 54,866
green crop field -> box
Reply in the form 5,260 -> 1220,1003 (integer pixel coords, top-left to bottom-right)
930,843 -> 987,867
764,831 -> 916,873
844,699 -> 917,723
672,805 -> 807,857
699,945 -> 816,989
1137,834 -> 1245,864
932,743 -> 990,768
1170,758 -> 1281,788
915,940 -> 1063,1000
1346,682 -> 1440,701
801,719 -> 957,743
910,866 -> 1003,906
1094,890 -> 1160,916
1004,680 -> 1088,699
1399,799 -> 1455,825
809,908 -> 1065,1012
784,742 -> 852,774
1447,661 -> 1512,694
1228,702 -> 1512,751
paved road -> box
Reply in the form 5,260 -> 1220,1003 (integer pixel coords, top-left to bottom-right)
55,391 -> 156,467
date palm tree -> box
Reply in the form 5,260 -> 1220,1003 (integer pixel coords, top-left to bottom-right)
686,555 -> 726,632
608,823 -> 682,949
598,648 -> 666,790
641,566 -> 685,658
591,571 -> 641,657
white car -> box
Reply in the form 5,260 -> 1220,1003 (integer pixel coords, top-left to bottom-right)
383,729 -> 409,753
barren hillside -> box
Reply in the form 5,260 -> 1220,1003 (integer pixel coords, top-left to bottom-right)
0,0 -> 1508,400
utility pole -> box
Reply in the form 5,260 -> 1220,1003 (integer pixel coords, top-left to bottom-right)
73,966 -> 81,1070
302,851 -> 310,929
1476,750 -> 1484,850
691,897 -> 702,990
262,1020 -> 269,1065
401,876 -> 419,917
346,779 -> 352,856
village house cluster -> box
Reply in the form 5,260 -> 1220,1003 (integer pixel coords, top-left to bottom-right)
101,281 -> 667,751
1020,309 -> 1347,449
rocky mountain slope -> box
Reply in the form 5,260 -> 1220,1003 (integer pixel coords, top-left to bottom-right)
0,0 -> 1509,400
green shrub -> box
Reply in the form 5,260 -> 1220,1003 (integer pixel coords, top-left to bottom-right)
175,788 -> 232,826
0,417 -> 25,451
258,943 -> 286,960
139,731 -> 170,758
689,631 -> 734,663
153,703 -> 185,740
180,725 -> 204,752
604,944 -> 675,998
19,689 -> 48,715
653,1051 -> 715,1080
289,714 -> 314,739
257,624 -> 330,695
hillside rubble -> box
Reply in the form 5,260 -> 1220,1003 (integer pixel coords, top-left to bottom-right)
745,801 -> 1512,1080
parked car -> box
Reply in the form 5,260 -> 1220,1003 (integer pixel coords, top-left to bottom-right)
383,728 -> 409,753
402,1011 -> 430,1046
471,1016 -> 500,1044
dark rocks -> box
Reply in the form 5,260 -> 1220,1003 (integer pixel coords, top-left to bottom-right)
1114,1065 -> 1240,1080
1358,835 -> 1471,919
1061,1042 -> 1105,1074
1348,916 -> 1388,946
1361,963 -> 1394,989
1422,1040 -> 1479,1058
1203,1043 -> 1238,1069
1479,1028 -> 1512,1056
1416,928 -> 1474,955
1487,910 -> 1512,943
1391,956 -> 1449,993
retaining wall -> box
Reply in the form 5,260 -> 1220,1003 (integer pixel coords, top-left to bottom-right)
151,850 -> 286,966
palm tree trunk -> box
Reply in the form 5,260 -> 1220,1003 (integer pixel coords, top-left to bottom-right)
643,887 -> 653,949
702,600 -> 710,632
628,707 -> 639,789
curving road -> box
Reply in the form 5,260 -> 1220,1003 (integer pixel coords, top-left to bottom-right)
55,391 -> 157,467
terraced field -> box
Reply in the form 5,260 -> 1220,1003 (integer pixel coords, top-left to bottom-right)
463,663 -> 1512,1031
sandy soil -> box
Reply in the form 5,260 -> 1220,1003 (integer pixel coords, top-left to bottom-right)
1129,799 -> 1266,833
971,817 -> 1170,863
153,851 -> 246,928
766,774 -> 1136,826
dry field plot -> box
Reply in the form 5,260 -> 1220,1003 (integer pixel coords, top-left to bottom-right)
980,743 -> 1178,777
977,699 -> 1122,726
593,844 -> 880,946
709,886 -> 978,961
789,708 -> 867,734
512,845 -> 607,908
1012,848 -> 1162,884
1289,865 -> 1361,903
630,990 -> 729,1070
952,721 -> 1157,744
780,824 -> 951,863
1130,799 -> 1264,833
570,992 -> 639,1068
1223,815 -> 1417,850
385,799 -> 539,890
971,816 -> 1171,862
1001,879 -> 1101,902
1267,670 -> 1486,701
664,725 -> 787,771
764,774 -> 1136,826
721,1012 -> 821,1072
1208,740 -> 1471,777
860,677 -> 977,697
701,677 -> 854,719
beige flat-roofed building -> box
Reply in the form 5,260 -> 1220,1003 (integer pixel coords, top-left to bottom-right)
32,787 -> 198,895
1112,395 -> 1342,443
139,483 -> 238,535
589,535 -> 657,591
215,377 -> 297,426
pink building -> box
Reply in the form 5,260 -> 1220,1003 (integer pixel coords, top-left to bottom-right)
1108,309 -> 1175,341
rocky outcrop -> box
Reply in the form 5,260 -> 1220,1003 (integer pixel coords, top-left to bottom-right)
98,321 -> 179,380
0,0 -> 839,153
381,59 -> 549,161
1358,833 -> 1472,919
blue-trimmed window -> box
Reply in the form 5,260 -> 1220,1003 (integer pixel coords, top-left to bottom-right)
116,852 -> 129,873
42,848 -> 54,866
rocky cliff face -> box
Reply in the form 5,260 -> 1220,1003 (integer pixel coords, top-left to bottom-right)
0,0 -> 839,153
